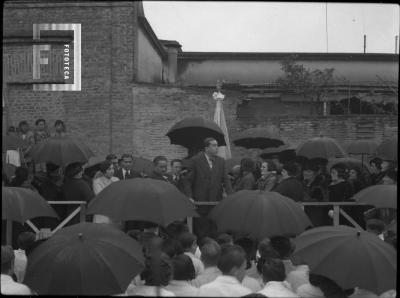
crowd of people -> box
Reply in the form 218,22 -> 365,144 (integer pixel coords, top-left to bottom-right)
1,119 -> 397,296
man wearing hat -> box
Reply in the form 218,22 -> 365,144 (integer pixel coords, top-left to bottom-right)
1,246 -> 32,295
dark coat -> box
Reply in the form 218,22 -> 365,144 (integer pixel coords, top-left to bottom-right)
62,178 -> 94,203
114,168 -> 141,180
233,172 -> 256,192
303,174 -> 328,202
328,180 -> 354,202
273,176 -> 305,202
185,152 -> 232,202
168,171 -> 192,196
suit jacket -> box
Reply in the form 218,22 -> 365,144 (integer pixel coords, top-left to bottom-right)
185,152 -> 232,202
114,168 -> 141,180
168,171 -> 192,196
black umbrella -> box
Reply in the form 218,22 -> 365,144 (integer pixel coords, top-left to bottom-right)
233,126 -> 284,149
259,144 -> 296,161
166,117 -> 226,149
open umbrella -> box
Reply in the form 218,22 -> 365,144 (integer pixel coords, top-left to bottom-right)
345,139 -> 378,155
209,190 -> 312,239
351,185 -> 397,209
2,187 -> 59,224
292,225 -> 397,294
24,222 -> 145,295
30,136 -> 95,166
2,135 -> 29,151
87,178 -> 198,226
166,117 -> 226,150
296,136 -> 347,160
327,157 -> 371,173
233,126 -> 284,149
259,144 -> 296,161
344,139 -> 378,171
375,137 -> 398,161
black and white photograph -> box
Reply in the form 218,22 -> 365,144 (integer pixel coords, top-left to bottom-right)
1,1 -> 398,296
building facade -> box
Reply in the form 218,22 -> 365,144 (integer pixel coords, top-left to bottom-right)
3,1 -> 398,162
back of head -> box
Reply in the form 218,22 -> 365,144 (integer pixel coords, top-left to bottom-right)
172,254 -> 196,281
141,253 -> 173,287
217,244 -> 246,275
17,232 -> 36,251
12,167 -> 29,185
162,238 -> 184,258
1,246 -> 15,274
99,160 -> 112,174
177,232 -> 197,252
235,237 -> 256,269
216,233 -> 233,246
240,158 -> 255,173
64,162 -> 83,178
270,236 -> 293,259
200,239 -> 221,267
261,258 -> 286,283
282,162 -> 298,177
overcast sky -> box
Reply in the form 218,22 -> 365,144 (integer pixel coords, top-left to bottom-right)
143,2 -> 399,53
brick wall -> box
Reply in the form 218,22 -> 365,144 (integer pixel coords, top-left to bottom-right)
131,84 -> 397,165
3,1 -> 137,156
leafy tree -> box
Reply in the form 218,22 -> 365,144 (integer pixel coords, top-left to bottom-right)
276,55 -> 335,115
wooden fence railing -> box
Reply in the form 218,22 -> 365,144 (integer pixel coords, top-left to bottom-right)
4,201 -> 381,245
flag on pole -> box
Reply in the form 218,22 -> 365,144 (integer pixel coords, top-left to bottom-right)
213,91 -> 232,159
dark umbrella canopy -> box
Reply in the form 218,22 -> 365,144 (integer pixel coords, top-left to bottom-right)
209,190 -> 312,239
375,137 -> 398,161
30,137 -> 95,166
351,185 -> 397,209
2,187 -> 59,224
259,144 -> 296,161
233,126 -> 284,149
296,136 -> 347,160
327,157 -> 371,173
2,135 -> 29,151
87,178 -> 198,226
24,222 -> 145,295
344,139 -> 378,155
166,117 -> 226,149
292,225 -> 397,294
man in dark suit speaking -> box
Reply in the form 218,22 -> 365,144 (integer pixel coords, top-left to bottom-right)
185,137 -> 233,238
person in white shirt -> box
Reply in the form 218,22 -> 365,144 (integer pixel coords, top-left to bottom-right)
166,254 -> 198,296
92,160 -> 120,225
13,232 -> 36,283
258,258 -> 299,297
297,273 -> 347,298
126,253 -> 175,297
198,244 -> 252,297
235,237 -> 262,292
191,238 -> 222,287
177,232 -> 204,277
1,246 -> 32,295
286,264 -> 309,292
